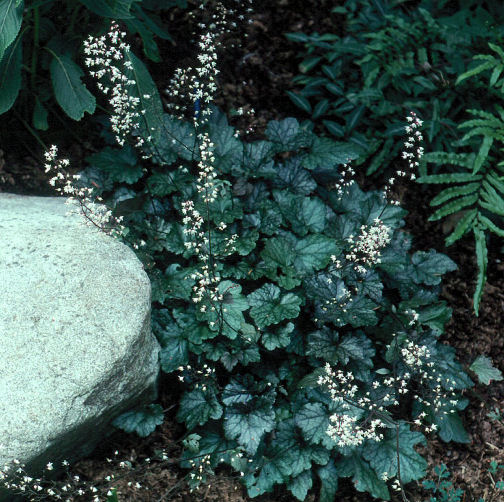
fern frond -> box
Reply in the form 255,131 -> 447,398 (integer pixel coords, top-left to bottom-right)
445,208 -> 478,246
489,42 -> 504,61
479,181 -> 504,216
428,193 -> 479,221
473,54 -> 497,62
472,136 -> 494,175
473,226 -> 488,317
422,151 -> 476,169
456,61 -> 494,85
430,183 -> 480,206
418,172 -> 482,184
490,65 -> 504,87
486,172 -> 504,195
495,105 -> 504,122
463,109 -> 500,122
478,214 -> 504,237
460,126 -> 504,140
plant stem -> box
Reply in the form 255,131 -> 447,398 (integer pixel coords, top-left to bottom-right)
13,109 -> 47,151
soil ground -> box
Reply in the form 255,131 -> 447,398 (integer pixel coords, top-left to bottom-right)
1,1 -> 503,501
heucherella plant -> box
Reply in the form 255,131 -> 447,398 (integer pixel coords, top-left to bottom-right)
0,8 -> 484,502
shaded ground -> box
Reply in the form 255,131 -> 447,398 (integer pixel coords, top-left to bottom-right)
1,0 -> 503,501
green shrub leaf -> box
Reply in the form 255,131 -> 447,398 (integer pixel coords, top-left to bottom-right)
363,423 -> 427,484
50,53 -> 96,120
470,355 -> 503,385
224,397 -> 276,455
0,33 -> 21,114
86,145 -> 141,184
248,283 -> 302,329
112,403 -> 164,437
78,0 -> 135,19
177,387 -> 223,429
0,0 -> 23,60
338,453 -> 390,500
318,460 -> 339,502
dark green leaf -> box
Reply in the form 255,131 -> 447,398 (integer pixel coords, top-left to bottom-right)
262,322 -> 294,351
248,283 -> 302,329
152,311 -> 188,372
470,355 -> 503,385
177,387 -> 223,429
112,403 -> 164,437
338,452 -> 390,500
78,0 -> 134,19
86,145 -> 141,184
363,423 -> 427,484
288,470 -> 313,501
0,0 -> 23,60
318,460 -> 339,502
286,91 -> 312,113
124,50 -> 164,144
224,397 -> 276,454
50,53 -> 96,120
294,402 -> 335,449
0,33 -> 21,114
435,411 -> 470,444
411,250 -> 457,286
196,280 -> 249,339
301,137 -> 359,170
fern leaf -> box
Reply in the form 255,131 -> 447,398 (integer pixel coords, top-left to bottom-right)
472,54 -> 497,62
460,126 -> 502,141
456,61 -> 494,85
418,173 -> 482,184
422,152 -> 475,169
479,200 -> 504,217
473,226 -> 488,316
495,105 -> 504,122
463,109 -> 500,122
472,136 -> 494,175
428,193 -> 479,221
445,208 -> 478,246
489,42 -> 504,61
430,183 -> 480,207
490,65 -> 504,87
486,173 -> 504,196
479,181 -> 504,216
478,214 -> 504,237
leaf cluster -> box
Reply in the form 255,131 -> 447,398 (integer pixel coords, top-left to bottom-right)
77,88 -> 474,498
418,42 -> 504,315
284,0 -> 504,177
0,0 -> 184,127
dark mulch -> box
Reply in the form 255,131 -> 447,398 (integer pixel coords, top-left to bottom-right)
1,0 -> 503,501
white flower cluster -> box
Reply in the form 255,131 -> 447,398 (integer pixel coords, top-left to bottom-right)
83,23 -> 145,147
388,334 -> 459,431
195,132 -> 218,203
402,111 -> 424,170
44,146 -> 125,238
383,111 -> 424,205
165,20 -> 223,122
165,0 -> 253,123
333,162 -> 355,201
0,453 -> 126,501
318,364 -> 386,448
177,363 -> 215,389
345,218 -> 392,274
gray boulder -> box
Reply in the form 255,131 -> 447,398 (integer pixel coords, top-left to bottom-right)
0,194 -> 160,499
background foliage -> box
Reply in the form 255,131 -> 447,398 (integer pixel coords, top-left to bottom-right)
285,0 -> 504,314
0,0 -> 185,127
